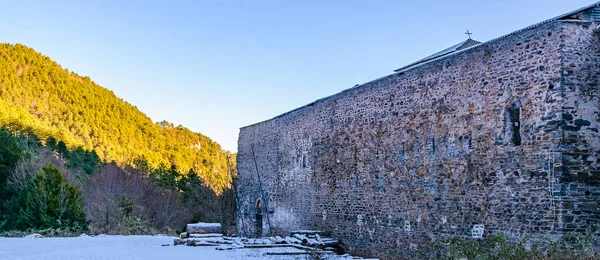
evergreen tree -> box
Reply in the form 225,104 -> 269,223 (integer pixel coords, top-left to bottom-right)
0,129 -> 23,201
4,164 -> 87,231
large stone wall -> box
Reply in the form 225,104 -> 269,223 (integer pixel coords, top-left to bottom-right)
236,20 -> 600,258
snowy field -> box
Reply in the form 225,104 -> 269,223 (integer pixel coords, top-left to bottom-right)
0,235 -> 355,260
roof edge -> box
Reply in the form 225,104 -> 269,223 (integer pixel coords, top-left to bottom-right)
393,1 -> 600,73
240,1 -> 600,130
394,38 -> 481,72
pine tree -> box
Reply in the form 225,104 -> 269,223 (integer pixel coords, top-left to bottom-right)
0,129 -> 23,201
4,164 -> 87,231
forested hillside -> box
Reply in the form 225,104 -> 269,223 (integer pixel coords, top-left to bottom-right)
0,128 -> 236,235
0,43 -> 231,192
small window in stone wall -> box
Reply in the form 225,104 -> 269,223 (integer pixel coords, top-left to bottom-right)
290,154 -> 295,167
302,154 -> 306,168
505,103 -> 522,146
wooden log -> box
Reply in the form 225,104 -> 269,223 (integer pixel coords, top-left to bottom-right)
189,233 -> 223,238
187,222 -> 222,234
271,236 -> 286,244
204,239 -> 233,245
265,252 -> 310,256
321,239 -> 339,248
243,244 -> 294,248
186,239 -> 195,246
284,236 -> 302,244
174,238 -> 187,245
192,242 -> 221,247
290,230 -> 330,237
186,239 -> 220,247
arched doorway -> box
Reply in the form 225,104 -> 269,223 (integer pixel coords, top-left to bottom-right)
255,198 -> 263,237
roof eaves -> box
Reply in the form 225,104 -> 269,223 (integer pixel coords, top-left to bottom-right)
393,1 -> 600,74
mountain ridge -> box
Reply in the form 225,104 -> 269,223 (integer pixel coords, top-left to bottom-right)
0,43 -> 232,192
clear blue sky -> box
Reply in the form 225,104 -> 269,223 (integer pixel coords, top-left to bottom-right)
0,0 -> 595,152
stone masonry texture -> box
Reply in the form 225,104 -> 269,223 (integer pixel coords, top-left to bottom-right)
236,18 -> 600,259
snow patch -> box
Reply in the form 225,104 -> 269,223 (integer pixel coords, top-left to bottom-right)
24,233 -> 44,239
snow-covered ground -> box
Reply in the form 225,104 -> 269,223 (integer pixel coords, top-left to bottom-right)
0,235 -> 354,260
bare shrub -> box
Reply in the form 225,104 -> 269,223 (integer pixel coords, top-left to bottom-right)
7,148 -> 79,193
144,188 -> 190,231
219,185 -> 236,235
84,163 -> 192,235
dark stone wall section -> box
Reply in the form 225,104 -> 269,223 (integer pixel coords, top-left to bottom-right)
236,20 -> 600,258
557,21 -> 600,234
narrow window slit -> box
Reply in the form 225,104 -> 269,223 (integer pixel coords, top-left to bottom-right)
505,103 -> 522,146
468,132 -> 472,149
302,154 -> 307,168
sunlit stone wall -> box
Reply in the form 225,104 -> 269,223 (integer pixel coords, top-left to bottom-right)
236,20 -> 600,258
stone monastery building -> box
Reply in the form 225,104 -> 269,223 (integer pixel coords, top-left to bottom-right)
236,2 -> 600,258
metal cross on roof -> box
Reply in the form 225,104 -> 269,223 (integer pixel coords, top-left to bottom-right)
465,30 -> 473,39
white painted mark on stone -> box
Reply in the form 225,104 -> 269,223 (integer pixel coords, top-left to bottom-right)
403,220 -> 411,232
388,215 -> 393,226
471,224 -> 485,239
322,210 -> 327,221
357,215 -> 364,226
441,216 -> 447,224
